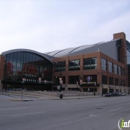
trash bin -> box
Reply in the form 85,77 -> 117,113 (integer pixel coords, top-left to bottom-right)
60,94 -> 63,99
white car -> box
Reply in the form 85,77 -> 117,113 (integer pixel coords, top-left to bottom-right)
121,93 -> 126,96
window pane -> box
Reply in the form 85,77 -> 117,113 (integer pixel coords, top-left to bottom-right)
84,58 -> 97,70
69,60 -> 80,71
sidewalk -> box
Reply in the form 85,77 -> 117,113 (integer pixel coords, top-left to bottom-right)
0,94 -> 33,102
0,91 -> 101,101
39,94 -> 101,100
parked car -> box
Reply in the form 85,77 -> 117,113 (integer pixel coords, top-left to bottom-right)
121,93 -> 126,96
105,93 -> 112,97
111,92 -> 119,96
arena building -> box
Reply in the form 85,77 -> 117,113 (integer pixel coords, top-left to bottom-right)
0,32 -> 130,95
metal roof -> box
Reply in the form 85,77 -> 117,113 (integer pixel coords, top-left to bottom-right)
45,39 -> 121,58
2,49 -> 53,64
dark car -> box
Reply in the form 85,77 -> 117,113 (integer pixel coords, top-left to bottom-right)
105,93 -> 112,97
112,92 -> 119,96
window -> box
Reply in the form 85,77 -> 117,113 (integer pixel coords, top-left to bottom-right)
120,80 -> 122,86
83,58 -> 97,70
120,67 -> 122,76
102,75 -> 107,84
54,61 -> 66,72
69,60 -> 80,71
109,77 -> 113,85
123,80 -> 125,86
108,61 -> 113,73
83,75 -> 97,83
115,78 -> 118,85
83,88 -> 97,92
122,68 -> 125,76
101,58 -> 107,71
114,64 -> 117,74
118,66 -> 121,75
69,76 -> 79,84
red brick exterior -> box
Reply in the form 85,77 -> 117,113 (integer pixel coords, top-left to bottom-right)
52,51 -> 127,86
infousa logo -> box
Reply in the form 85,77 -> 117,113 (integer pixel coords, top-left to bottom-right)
118,118 -> 130,130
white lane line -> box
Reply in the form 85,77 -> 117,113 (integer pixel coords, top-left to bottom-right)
0,107 -> 30,111
110,107 -> 123,111
10,111 -> 45,117
89,114 -> 96,117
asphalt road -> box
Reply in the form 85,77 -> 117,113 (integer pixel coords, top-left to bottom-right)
0,95 -> 130,130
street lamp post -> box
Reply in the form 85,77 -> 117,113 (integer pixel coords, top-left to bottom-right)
76,82 -> 79,90
87,88 -> 90,96
79,76 -> 83,92
99,72 -> 104,97
38,78 -> 41,90
58,72 -> 63,99
21,78 -> 26,99
59,72 -> 63,91
102,82 -> 103,97
59,77 -> 63,92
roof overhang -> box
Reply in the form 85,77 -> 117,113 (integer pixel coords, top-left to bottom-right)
1,48 -> 53,64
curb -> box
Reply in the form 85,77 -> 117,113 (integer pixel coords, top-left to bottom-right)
9,99 -> 33,102
47,96 -> 102,100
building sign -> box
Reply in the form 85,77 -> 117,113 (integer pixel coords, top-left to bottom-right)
23,64 -> 37,75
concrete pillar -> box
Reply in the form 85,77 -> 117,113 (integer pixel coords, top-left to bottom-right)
108,87 -> 109,93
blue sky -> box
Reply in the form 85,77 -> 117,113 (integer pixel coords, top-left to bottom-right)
0,0 -> 130,54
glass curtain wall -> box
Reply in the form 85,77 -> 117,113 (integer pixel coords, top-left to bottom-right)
4,52 -> 53,82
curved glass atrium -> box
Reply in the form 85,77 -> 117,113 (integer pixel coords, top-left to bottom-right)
3,51 -> 53,83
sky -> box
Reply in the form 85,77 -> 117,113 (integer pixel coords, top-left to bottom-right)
0,0 -> 130,54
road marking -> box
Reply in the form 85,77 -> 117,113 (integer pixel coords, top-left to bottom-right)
0,107 -> 30,111
110,107 -> 123,111
89,114 -> 96,117
10,111 -> 45,117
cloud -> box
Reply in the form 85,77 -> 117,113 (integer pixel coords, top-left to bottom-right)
0,0 -> 130,54
89,10 -> 130,42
